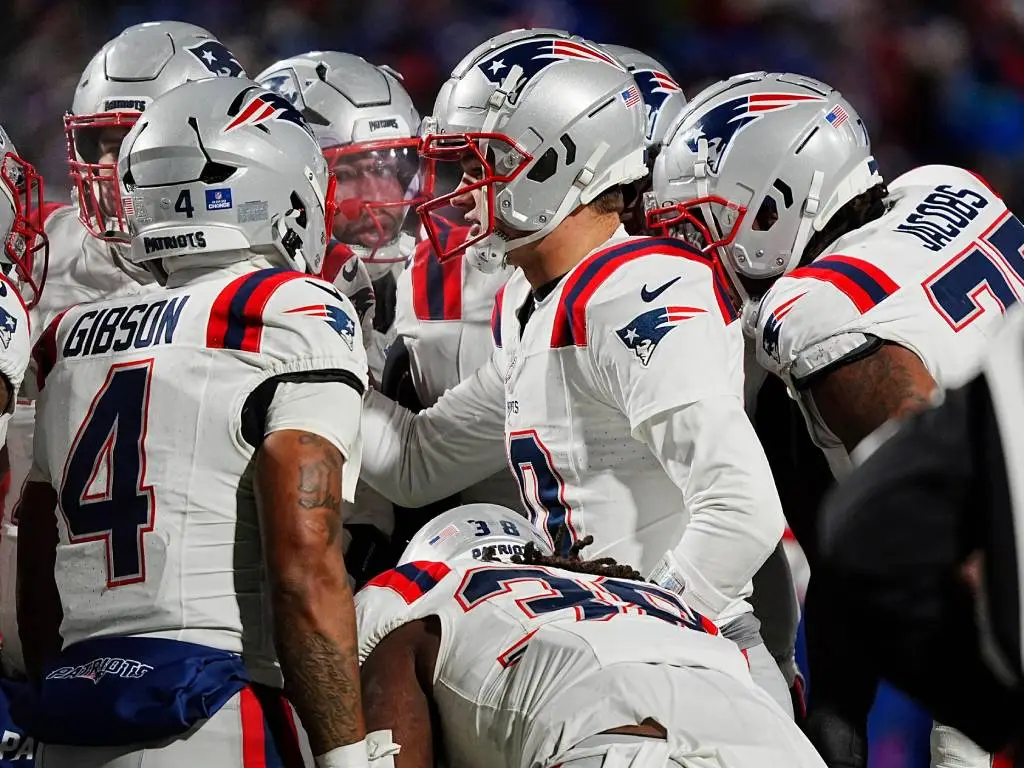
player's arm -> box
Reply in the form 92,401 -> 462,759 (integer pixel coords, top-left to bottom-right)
359,348 -> 508,508
588,258 -> 784,619
360,617 -> 440,768
637,396 -> 786,619
805,341 -> 937,454
253,282 -> 371,765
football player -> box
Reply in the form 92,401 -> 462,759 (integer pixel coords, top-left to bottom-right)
359,29 -> 790,712
604,48 -> 805,711
648,70 -> 1019,768
256,51 -> 438,583
18,77 -> 371,767
0,125 -> 43,429
256,51 -> 423,382
0,20 -> 247,681
357,505 -> 826,768
0,127 -> 46,715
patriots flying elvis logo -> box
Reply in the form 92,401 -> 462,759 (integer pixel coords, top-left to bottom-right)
632,69 -> 683,142
616,305 -> 706,366
477,38 -> 623,96
187,41 -> 245,78
760,292 -> 804,364
260,70 -> 303,107
285,303 -> 357,350
224,90 -> 313,138
0,306 -> 18,349
682,92 -> 827,176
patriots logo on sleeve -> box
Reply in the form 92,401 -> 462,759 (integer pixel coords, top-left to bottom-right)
284,304 -> 357,350
682,92 -> 826,175
0,307 -> 18,350
616,305 -> 706,366
224,90 -> 313,138
632,69 -> 683,142
187,41 -> 245,78
477,38 -> 622,95
760,293 -> 804,364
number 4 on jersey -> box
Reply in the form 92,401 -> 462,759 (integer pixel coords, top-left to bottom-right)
59,360 -> 156,588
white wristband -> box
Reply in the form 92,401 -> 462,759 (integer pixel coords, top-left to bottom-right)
315,739 -> 369,768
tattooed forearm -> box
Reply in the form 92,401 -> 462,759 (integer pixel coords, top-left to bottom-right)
809,342 -> 938,453
277,620 -> 364,753
255,430 -> 364,753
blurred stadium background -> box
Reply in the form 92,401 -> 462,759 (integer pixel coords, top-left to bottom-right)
6,0 -> 1021,764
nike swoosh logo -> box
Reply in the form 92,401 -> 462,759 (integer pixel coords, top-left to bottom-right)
341,260 -> 359,282
640,276 -> 681,302
306,279 -> 346,303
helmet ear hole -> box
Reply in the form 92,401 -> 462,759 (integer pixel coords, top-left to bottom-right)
753,195 -> 779,232
289,191 -> 308,228
527,147 -> 558,183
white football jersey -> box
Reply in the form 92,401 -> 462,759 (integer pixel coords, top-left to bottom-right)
321,235 -> 413,384
360,227 -> 781,623
493,230 -> 744,577
755,165 -> 1021,475
356,557 -> 751,768
6,205 -> 154,519
0,206 -> 157,675
394,229 -> 521,510
30,265 -> 367,686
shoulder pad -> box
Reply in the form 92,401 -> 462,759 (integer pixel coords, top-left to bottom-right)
756,271 -> 871,382
550,236 -> 736,349
356,560 -> 454,663
206,268 -> 368,384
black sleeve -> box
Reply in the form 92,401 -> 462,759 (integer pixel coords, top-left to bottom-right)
815,378 -> 1023,753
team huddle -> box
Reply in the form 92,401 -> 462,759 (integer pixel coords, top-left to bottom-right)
0,16 -> 1015,768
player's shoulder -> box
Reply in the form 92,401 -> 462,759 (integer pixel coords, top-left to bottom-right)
204,267 -> 364,368
550,235 -> 736,349
356,559 -> 458,662
754,270 -> 861,376
889,164 -> 998,199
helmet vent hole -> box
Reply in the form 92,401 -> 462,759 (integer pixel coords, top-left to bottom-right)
527,148 -> 558,183
772,178 -> 793,209
587,97 -> 615,118
200,161 -> 237,185
560,134 -> 577,165
794,126 -> 819,155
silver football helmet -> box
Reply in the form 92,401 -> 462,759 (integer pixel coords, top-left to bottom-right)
648,72 -> 882,301
117,77 -> 334,280
399,504 -> 549,566
257,51 -> 425,279
67,20 -> 246,241
0,126 -> 47,309
418,28 -> 649,273
601,45 -> 686,154
602,44 -> 686,235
